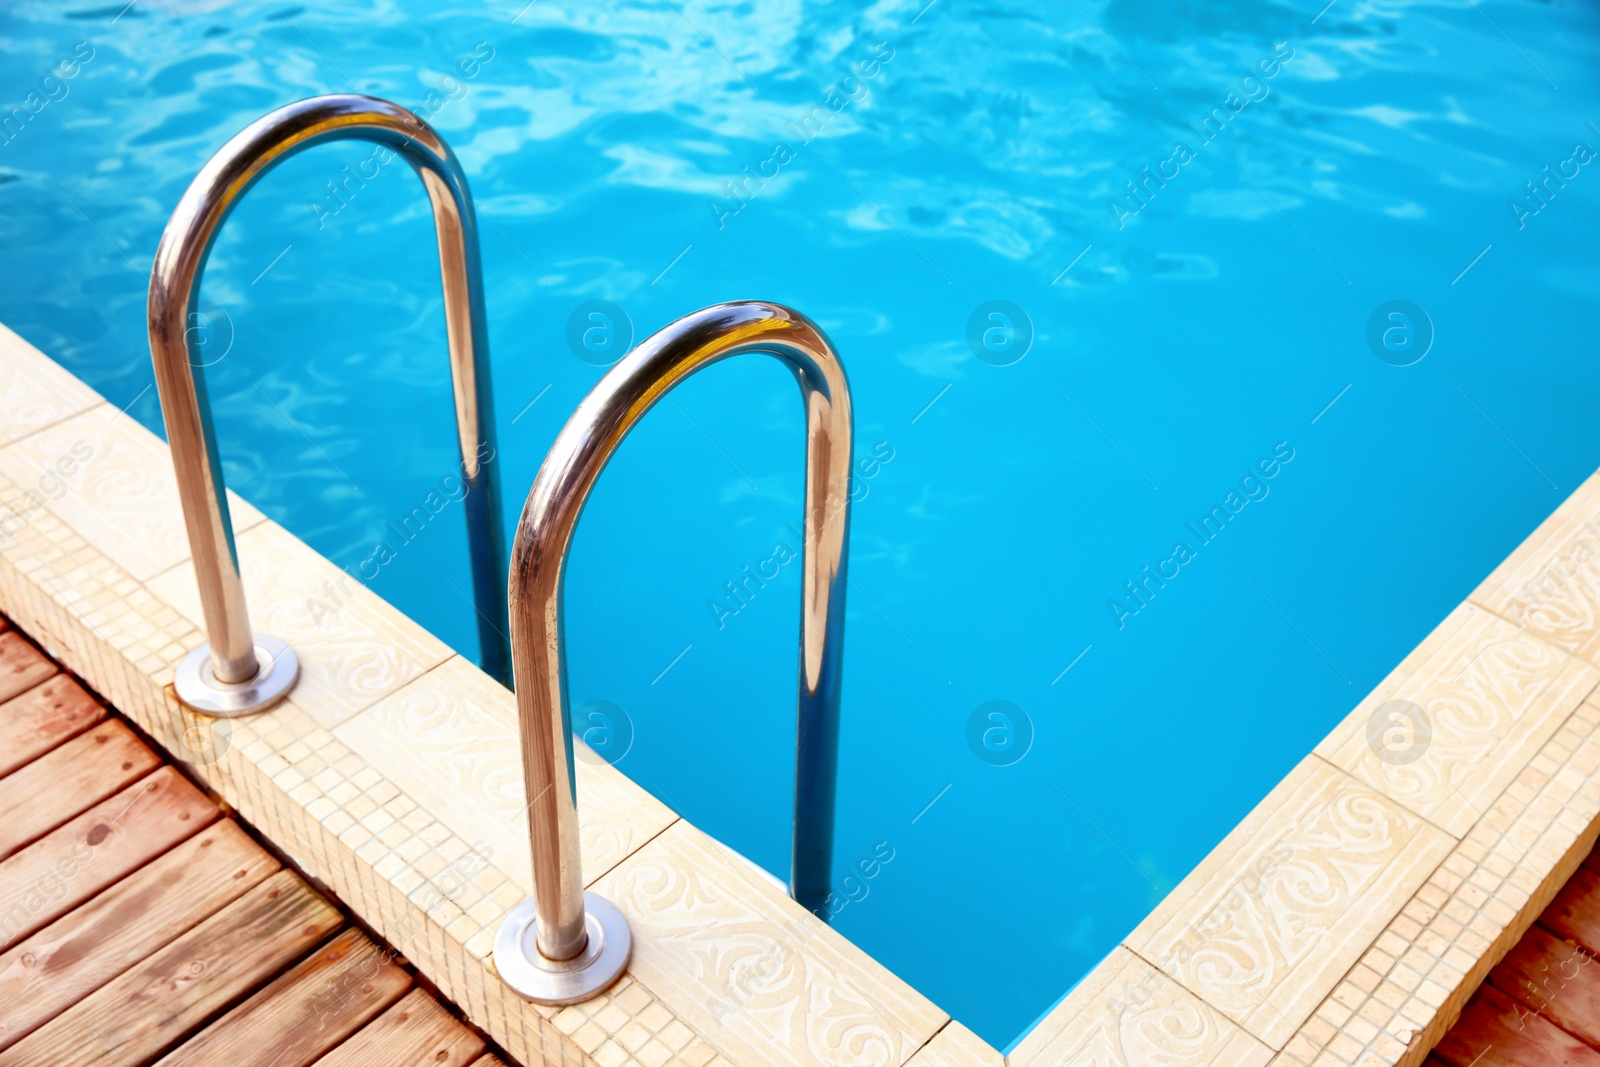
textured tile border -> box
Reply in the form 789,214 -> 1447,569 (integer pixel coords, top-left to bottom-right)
4,325 -> 1599,1067
1009,485 -> 1600,1065
0,328 -> 944,1067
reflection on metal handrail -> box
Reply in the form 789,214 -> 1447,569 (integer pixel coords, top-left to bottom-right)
148,94 -> 510,715
494,301 -> 853,1004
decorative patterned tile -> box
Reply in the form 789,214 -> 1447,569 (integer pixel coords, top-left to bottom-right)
0,323 -> 933,1067
146,517 -> 450,728
1472,472 -> 1600,666
1316,602 -> 1598,837
0,405 -> 264,582
1127,756 -> 1456,1050
10,321 -> 1600,1067
1273,697 -> 1600,1066
592,821 -> 946,1067
1008,947 -> 1271,1067
335,655 -> 677,893
902,1021 -> 1003,1067
0,322 -> 103,447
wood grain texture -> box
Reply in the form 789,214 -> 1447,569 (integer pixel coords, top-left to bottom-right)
0,633 -> 53,706
309,988 -> 485,1067
0,870 -> 340,1067
1487,922 -> 1600,1049
0,718 -> 159,859
1539,865 -> 1600,955
1271,699 -> 1600,1067
0,820 -> 279,1052
0,766 -> 218,949
13,332 -> 1600,1067
1432,983 -> 1600,1067
0,674 -> 102,777
156,927 -> 411,1067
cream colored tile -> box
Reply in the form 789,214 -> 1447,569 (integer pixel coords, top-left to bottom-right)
1126,756 -> 1455,1050
335,655 -> 677,892
0,322 -> 104,446
592,821 -> 946,1067
13,319 -> 1600,1067
904,1022 -> 1003,1067
1267,702 -> 1600,1066
0,404 -> 264,582
1016,947 -> 1272,1067
147,517 -> 449,727
1472,471 -> 1600,665
1316,602 -> 1598,836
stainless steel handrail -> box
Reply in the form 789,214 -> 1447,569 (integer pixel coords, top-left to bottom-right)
493,300 -> 853,1004
148,94 -> 510,715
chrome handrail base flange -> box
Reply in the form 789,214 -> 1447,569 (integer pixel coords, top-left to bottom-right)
173,634 -> 299,717
494,892 -> 631,1005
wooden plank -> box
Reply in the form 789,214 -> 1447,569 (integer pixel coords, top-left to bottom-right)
310,989 -> 484,1067
0,870 -> 341,1067
468,1056 -> 508,1067
1489,922 -> 1600,1049
0,633 -> 54,706
0,820 -> 279,1052
1432,983 -> 1600,1067
156,927 -> 411,1067
0,719 -> 160,859
1540,865 -> 1600,956
0,675 -> 102,777
0,766 -> 218,950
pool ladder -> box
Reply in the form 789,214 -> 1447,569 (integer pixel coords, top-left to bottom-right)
494,299 -> 853,1002
149,96 -> 854,1007
148,94 -> 510,712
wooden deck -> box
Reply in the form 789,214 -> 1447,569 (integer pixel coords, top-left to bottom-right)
1429,838 -> 1600,1067
0,614 -> 507,1067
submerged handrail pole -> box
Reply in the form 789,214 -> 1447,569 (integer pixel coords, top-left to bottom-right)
494,301 -> 853,1003
148,94 -> 511,715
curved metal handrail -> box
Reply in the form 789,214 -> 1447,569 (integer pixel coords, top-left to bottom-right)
493,300 -> 853,1004
148,94 -> 510,714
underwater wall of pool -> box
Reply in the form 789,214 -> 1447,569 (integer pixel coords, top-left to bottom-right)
4,0 -> 1600,1048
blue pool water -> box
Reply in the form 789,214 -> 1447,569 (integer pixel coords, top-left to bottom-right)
5,0 -> 1600,1047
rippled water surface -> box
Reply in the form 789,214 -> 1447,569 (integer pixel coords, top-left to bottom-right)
4,0 -> 1600,1047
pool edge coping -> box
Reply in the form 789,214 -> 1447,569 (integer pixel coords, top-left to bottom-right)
4,322 -> 1599,1067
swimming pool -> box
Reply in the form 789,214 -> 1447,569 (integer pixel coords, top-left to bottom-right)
3,0 -> 1599,1048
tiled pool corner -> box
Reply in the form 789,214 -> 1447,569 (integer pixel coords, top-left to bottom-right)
4,321 -> 1600,1067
